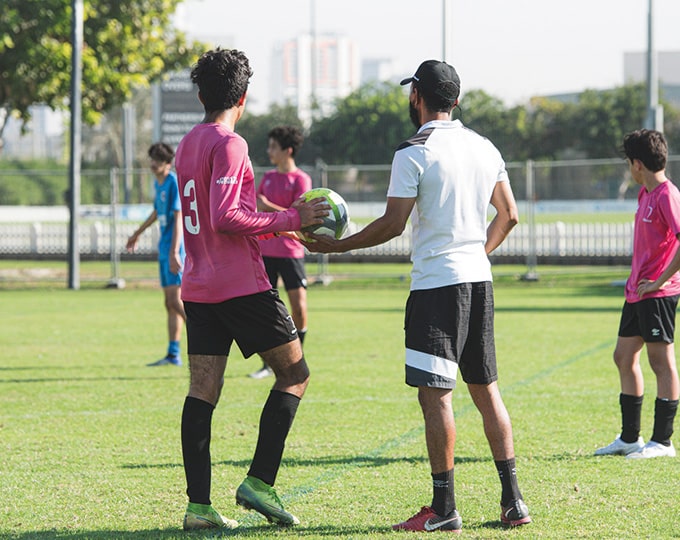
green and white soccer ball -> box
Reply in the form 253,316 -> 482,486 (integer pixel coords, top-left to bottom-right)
300,188 -> 350,239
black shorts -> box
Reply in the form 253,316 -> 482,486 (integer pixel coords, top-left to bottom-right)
263,257 -> 307,290
184,289 -> 299,358
404,282 -> 497,389
618,295 -> 679,343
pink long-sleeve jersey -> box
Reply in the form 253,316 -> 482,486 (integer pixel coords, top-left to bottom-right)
175,123 -> 301,303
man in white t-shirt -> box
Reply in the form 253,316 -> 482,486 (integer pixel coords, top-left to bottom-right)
305,59 -> 531,533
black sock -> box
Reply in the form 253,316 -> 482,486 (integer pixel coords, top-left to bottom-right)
620,393 -> 644,443
181,396 -> 215,504
248,390 -> 301,485
495,458 -> 522,506
651,397 -> 679,446
298,329 -> 307,345
431,469 -> 455,516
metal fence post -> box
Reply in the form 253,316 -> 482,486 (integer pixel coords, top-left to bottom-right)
107,167 -> 125,289
315,159 -> 332,285
522,159 -> 539,281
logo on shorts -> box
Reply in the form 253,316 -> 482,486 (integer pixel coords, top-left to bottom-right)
286,315 -> 297,336
652,328 -> 661,337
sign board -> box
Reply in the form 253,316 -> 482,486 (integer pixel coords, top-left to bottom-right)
153,69 -> 204,147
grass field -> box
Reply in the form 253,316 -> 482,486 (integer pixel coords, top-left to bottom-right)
2,261 -> 680,539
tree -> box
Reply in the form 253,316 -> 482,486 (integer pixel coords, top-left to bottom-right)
237,103 -> 304,167
459,90 -> 530,160
308,82 -> 413,164
0,0 -> 205,147
571,84 -> 647,158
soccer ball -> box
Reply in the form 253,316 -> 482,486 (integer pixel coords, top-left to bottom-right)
300,188 -> 350,239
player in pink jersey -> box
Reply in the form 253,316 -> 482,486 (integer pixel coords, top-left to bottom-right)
249,126 -> 312,379
595,129 -> 680,459
174,48 -> 329,530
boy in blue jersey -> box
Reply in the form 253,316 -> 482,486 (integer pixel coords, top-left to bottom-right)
126,142 -> 186,366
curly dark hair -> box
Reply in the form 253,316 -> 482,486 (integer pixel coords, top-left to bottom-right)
148,142 -> 175,163
190,48 -> 253,112
268,126 -> 304,157
622,129 -> 667,172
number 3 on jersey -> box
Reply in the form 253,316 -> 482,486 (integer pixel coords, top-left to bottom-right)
183,179 -> 200,235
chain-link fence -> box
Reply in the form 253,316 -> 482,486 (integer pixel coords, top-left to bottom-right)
2,156 -> 680,266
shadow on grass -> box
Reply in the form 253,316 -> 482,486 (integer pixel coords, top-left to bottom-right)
1,524 -> 391,539
122,453 -> 431,471
496,305 -> 620,313
121,454 -> 494,471
0,375 -> 182,384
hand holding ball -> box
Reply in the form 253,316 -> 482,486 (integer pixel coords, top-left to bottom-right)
300,188 -> 350,240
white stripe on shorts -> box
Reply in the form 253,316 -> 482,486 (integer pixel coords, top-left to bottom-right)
405,347 -> 459,381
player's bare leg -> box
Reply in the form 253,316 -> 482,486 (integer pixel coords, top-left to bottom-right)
614,335 -> 645,396
467,382 -> 514,460
417,387 -> 455,471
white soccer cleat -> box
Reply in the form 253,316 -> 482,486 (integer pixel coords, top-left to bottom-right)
594,436 -> 645,456
626,440 -> 676,459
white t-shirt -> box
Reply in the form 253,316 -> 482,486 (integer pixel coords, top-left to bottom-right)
387,119 -> 510,291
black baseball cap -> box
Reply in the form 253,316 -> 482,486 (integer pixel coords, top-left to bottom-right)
400,60 -> 461,104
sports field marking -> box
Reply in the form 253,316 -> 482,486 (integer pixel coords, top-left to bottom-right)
235,340 -> 613,526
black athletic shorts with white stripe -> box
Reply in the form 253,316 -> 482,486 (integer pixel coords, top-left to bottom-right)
404,281 -> 498,389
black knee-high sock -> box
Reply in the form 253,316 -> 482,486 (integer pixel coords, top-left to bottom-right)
298,329 -> 307,345
495,458 -> 522,506
181,396 -> 215,504
431,469 -> 455,516
651,397 -> 679,446
247,390 -> 301,486
620,393 -> 644,443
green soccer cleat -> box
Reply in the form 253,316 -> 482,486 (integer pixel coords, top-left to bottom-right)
235,476 -> 300,526
183,502 -> 238,530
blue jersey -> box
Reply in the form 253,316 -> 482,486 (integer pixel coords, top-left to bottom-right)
154,171 -> 185,259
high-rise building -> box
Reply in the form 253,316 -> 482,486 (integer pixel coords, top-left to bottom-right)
271,34 -> 360,125
624,50 -> 680,106
361,58 -> 398,85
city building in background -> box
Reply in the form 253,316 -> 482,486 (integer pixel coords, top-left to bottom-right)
361,58 -> 399,85
5,50 -> 680,161
270,34 -> 360,126
1,106 -> 66,160
624,50 -> 680,106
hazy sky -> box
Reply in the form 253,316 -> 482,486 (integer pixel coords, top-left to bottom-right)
175,0 -> 680,112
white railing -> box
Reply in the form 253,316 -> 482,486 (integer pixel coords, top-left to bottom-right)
0,218 -> 632,260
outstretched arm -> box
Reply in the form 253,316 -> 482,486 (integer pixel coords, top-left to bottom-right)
305,196 -> 415,253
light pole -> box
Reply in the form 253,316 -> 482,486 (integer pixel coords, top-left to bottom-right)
442,0 -> 450,62
644,0 -> 663,131
68,0 -> 83,289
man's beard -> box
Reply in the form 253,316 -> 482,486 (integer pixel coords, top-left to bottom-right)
409,102 -> 420,129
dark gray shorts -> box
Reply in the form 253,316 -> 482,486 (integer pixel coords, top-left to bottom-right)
404,282 -> 497,389
185,289 -> 299,358
618,295 -> 679,343
262,256 -> 307,290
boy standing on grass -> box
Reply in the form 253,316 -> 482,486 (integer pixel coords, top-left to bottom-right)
126,142 -> 186,367
595,129 -> 680,459
305,59 -> 531,532
249,126 -> 312,379
174,48 -> 329,531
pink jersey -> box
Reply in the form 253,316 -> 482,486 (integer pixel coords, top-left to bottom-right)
257,169 -> 312,259
175,123 -> 302,303
626,180 -> 680,303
